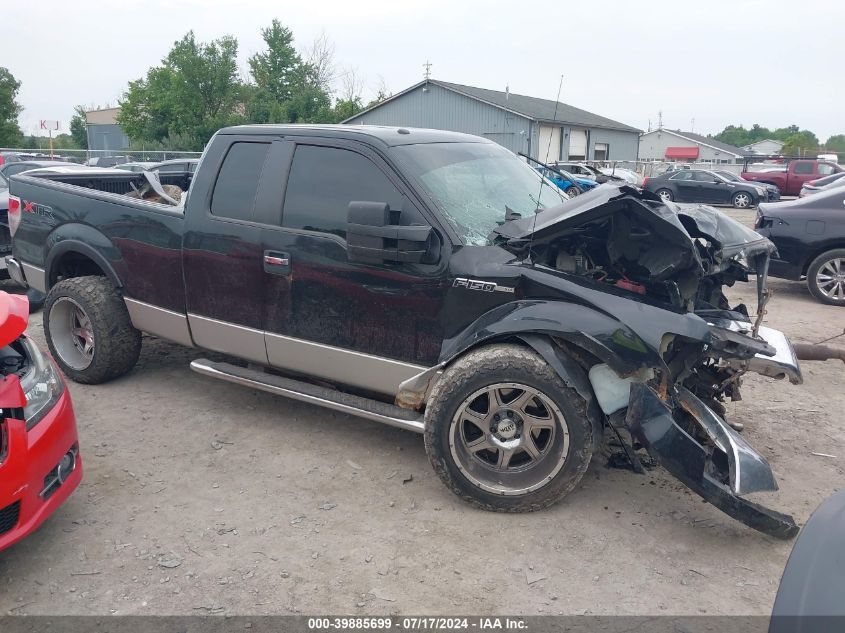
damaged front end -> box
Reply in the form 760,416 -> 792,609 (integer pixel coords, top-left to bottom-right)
490,185 -> 802,538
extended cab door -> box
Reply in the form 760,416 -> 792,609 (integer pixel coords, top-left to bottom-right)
182,135 -> 279,364
260,138 -> 448,397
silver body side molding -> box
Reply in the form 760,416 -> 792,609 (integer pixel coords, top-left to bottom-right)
190,359 -> 425,434
187,313 -> 268,364
21,262 -> 46,293
124,298 -> 195,347
265,331 -> 429,397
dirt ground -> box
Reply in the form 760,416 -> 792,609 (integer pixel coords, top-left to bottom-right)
1,207 -> 843,616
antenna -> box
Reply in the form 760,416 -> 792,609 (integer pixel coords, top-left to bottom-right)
690,117 -> 695,132
526,74 -> 564,265
423,60 -> 432,81
658,110 -> 663,129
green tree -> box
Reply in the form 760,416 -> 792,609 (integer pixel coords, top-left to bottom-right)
118,31 -> 245,149
0,67 -> 23,147
714,125 -> 751,147
246,20 -> 334,124
70,105 -> 88,149
824,135 -> 845,153
781,131 -> 820,157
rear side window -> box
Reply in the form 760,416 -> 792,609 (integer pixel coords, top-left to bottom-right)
793,162 -> 813,174
211,142 -> 271,221
282,145 -> 401,238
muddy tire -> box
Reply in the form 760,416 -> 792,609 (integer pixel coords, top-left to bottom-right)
44,276 -> 141,384
424,343 -> 594,512
807,249 -> 845,305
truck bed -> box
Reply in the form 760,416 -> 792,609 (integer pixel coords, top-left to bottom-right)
8,169 -> 187,313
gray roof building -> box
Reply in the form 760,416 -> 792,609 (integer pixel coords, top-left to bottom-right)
638,128 -> 748,164
343,79 -> 642,162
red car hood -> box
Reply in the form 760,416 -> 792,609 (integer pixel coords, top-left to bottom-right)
0,291 -> 29,347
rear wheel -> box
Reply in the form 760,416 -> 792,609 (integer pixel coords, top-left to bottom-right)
44,276 -> 142,383
807,249 -> 845,306
564,186 -> 580,197
424,344 -> 594,512
732,191 -> 753,208
656,188 -> 674,202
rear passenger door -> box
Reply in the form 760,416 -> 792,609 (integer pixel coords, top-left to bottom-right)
182,137 -> 276,364
261,138 -> 448,396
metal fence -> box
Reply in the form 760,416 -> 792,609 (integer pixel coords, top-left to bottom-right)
0,147 -> 202,164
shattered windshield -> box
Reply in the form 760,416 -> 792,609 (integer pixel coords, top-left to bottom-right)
393,142 -> 567,245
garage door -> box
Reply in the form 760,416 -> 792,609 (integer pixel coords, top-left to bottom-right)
538,125 -> 561,163
568,128 -> 587,160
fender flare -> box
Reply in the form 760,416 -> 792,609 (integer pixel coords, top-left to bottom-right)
45,238 -> 123,290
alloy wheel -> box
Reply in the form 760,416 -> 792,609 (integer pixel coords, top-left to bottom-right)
734,192 -> 751,208
48,297 -> 95,370
449,383 -> 570,495
816,257 -> 845,302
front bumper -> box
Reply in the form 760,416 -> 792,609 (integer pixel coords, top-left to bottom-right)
627,383 -> 798,539
0,388 -> 82,552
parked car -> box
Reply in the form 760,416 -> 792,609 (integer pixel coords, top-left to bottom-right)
643,169 -> 768,207
553,162 -> 609,183
598,166 -> 643,186
756,186 -> 845,305
798,171 -> 845,197
148,158 -> 199,191
7,125 -> 804,537
85,155 -> 131,168
115,162 -> 158,173
534,166 -> 598,196
0,152 -> 24,166
0,291 -> 82,552
715,170 -> 781,202
742,159 -> 843,197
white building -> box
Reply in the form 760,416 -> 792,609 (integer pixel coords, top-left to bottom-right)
638,129 -> 747,164
741,139 -> 785,155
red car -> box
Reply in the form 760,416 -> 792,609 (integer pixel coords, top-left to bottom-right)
0,291 -> 81,552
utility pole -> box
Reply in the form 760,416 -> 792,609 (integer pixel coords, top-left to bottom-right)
690,118 -> 695,133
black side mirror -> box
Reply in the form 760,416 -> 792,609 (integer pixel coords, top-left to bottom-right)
347,201 -> 433,264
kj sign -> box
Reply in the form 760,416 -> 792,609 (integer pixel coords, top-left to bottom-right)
39,120 -> 60,131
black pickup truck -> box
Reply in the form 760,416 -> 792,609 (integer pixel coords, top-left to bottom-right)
6,124 -> 804,537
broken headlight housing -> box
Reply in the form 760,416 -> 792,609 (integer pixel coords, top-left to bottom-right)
19,336 -> 64,431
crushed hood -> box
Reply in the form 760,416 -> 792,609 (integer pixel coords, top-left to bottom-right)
493,184 -> 776,273
0,291 -> 29,347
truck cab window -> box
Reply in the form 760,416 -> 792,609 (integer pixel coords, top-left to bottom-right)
282,145 -> 401,239
211,142 -> 271,221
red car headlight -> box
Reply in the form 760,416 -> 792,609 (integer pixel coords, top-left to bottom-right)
18,336 -> 64,430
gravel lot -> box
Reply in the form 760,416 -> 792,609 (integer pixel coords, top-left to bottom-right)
1,208 -> 843,616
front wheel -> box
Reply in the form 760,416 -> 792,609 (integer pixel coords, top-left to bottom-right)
807,249 -> 845,305
564,186 -> 580,197
44,276 -> 142,383
732,191 -> 753,208
424,344 -> 594,512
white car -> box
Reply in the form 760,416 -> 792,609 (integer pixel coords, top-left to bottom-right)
598,166 -> 642,186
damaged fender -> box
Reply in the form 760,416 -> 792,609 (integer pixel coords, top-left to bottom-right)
626,382 -> 798,539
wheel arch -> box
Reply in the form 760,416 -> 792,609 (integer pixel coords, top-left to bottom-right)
802,243 -> 845,275
45,240 -> 123,291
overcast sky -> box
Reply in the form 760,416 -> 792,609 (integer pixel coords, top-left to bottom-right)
5,0 -> 841,140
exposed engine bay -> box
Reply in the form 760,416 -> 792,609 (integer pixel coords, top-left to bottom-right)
484,185 -> 802,537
